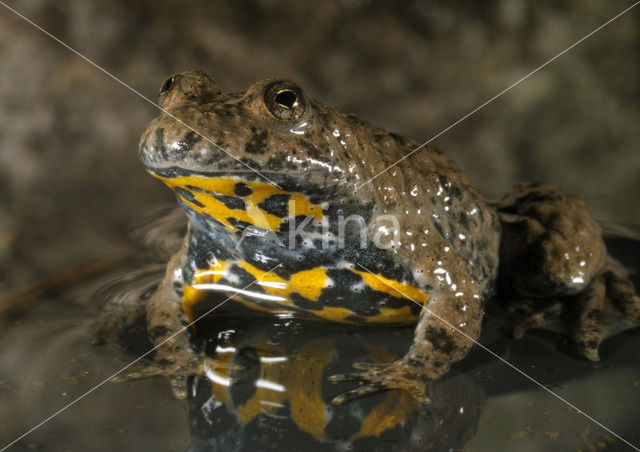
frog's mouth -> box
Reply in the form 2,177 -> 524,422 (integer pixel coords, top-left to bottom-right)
148,168 -> 326,234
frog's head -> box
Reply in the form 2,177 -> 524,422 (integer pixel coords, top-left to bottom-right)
139,71 -> 373,233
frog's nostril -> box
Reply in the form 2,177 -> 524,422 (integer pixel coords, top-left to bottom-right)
159,76 -> 175,95
275,89 -> 298,109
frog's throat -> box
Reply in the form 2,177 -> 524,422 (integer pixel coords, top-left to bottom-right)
151,172 -> 324,233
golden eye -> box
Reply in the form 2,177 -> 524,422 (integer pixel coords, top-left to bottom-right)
264,82 -> 307,121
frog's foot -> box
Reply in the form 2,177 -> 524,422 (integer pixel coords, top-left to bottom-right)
511,257 -> 640,361
328,361 -> 431,405
111,352 -> 202,399
510,299 -> 564,340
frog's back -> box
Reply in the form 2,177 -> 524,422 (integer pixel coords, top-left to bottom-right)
344,115 -> 502,298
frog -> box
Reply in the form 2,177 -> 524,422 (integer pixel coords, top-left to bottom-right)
130,70 -> 640,403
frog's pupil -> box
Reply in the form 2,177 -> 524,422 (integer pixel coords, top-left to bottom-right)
275,89 -> 297,109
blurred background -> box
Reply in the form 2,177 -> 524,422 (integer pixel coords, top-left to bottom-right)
0,1 -> 639,450
1,0 -> 639,288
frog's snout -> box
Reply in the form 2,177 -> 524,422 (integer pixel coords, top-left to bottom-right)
157,70 -> 221,110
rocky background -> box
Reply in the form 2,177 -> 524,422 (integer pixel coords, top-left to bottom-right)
1,0 -> 639,287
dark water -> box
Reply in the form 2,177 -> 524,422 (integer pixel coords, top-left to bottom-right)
0,239 -> 638,451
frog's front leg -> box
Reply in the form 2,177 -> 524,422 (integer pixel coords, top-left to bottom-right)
498,181 -> 640,360
113,250 -> 200,399
330,254 -> 482,405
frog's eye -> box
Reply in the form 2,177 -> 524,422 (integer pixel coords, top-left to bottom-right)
159,76 -> 175,95
264,82 -> 307,122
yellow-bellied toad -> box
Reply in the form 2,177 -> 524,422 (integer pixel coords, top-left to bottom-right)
130,71 -> 640,402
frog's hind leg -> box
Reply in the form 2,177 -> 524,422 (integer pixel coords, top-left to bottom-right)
568,257 -> 640,360
497,181 -> 640,360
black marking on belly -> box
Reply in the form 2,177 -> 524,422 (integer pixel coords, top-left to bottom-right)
279,215 -> 318,248
424,326 -> 456,353
184,228 -> 234,279
234,182 -> 253,197
213,194 -> 246,210
244,129 -> 268,154
235,223 -> 413,284
218,264 -> 290,311
224,264 -> 258,289
290,293 -> 322,311
323,202 -> 373,236
316,269 -> 414,317
226,217 -> 252,231
258,194 -> 290,218
174,187 -> 205,208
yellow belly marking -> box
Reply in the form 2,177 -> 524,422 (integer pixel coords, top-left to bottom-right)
152,174 -> 323,231
353,269 -> 429,305
183,261 -> 428,325
182,260 -> 329,322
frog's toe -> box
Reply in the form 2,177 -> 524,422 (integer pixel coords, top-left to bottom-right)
327,360 -> 390,382
328,359 -> 386,382
331,382 -> 387,405
511,300 -> 563,339
111,361 -> 190,398
329,362 -> 430,405
328,371 -> 369,383
111,361 -> 160,382
111,353 -> 202,399
573,334 -> 601,362
351,361 -> 387,371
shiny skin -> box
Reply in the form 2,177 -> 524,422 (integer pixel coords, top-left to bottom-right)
134,71 -> 640,401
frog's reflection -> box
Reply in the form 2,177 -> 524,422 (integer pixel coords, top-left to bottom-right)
185,314 -> 483,452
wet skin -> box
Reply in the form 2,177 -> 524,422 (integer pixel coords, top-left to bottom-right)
131,71 -> 640,401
